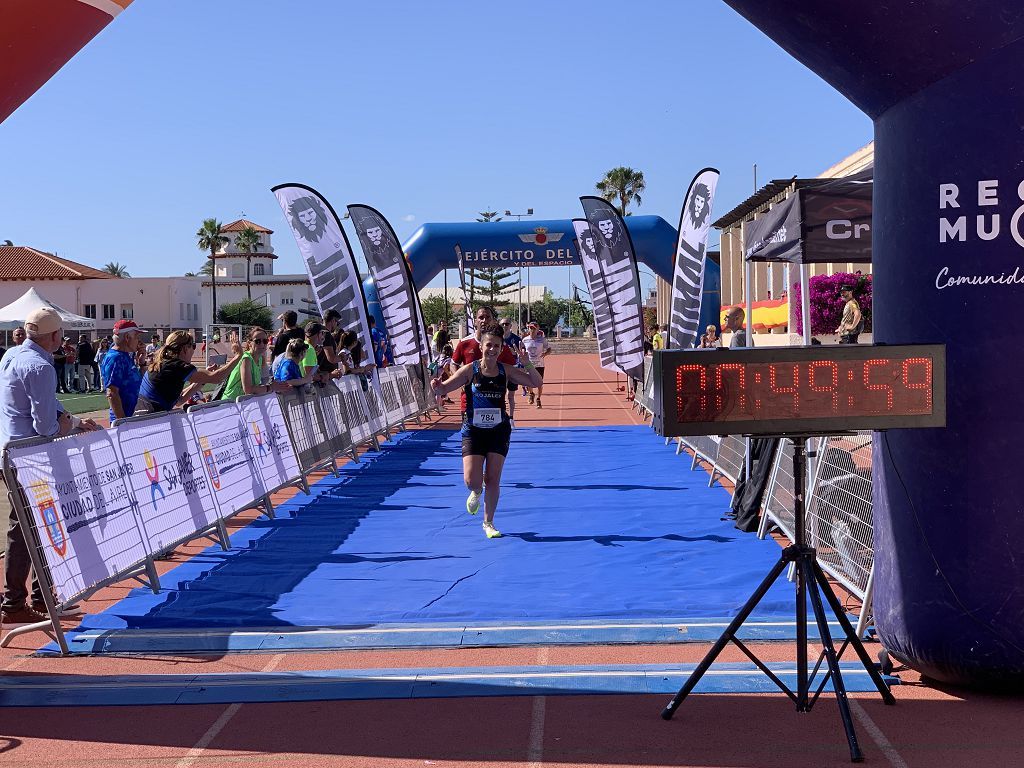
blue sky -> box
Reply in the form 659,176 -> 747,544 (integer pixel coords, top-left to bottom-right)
0,0 -> 871,297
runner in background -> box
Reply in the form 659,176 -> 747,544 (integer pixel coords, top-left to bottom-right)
431,322 -> 541,539
522,322 -> 552,408
500,318 -> 522,425
450,306 -> 517,408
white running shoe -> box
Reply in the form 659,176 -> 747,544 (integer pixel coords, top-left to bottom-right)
483,521 -> 502,539
466,489 -> 481,515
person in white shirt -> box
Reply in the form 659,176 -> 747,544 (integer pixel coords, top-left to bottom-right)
522,322 -> 552,408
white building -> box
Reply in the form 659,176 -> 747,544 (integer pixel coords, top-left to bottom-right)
0,245 -> 203,339
199,219 -> 314,325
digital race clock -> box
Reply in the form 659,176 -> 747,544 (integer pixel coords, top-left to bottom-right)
653,344 -> 946,437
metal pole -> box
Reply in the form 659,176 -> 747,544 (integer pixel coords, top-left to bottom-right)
800,264 -> 812,345
444,269 -> 449,327
527,266 -> 532,323
518,267 -> 522,328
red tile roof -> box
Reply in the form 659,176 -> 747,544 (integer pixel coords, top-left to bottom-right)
221,219 -> 273,234
0,246 -> 116,280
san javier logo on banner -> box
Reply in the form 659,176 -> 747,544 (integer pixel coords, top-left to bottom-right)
9,430 -> 149,602
936,178 -> 1024,289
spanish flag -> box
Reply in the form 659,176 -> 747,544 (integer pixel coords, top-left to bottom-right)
721,297 -> 789,332
1,0 -> 134,124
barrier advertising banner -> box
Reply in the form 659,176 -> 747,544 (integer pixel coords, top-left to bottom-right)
573,218 -> 619,373
347,205 -> 431,364
335,376 -> 375,446
454,244 -> 475,334
116,412 -> 220,553
578,196 -> 646,381
6,431 -> 146,603
316,383 -> 354,456
189,401 -> 266,518
279,387 -> 331,471
669,168 -> 720,350
239,395 -> 301,493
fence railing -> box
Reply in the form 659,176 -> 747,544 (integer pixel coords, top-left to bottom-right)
674,430 -> 877,636
1,365 -> 436,654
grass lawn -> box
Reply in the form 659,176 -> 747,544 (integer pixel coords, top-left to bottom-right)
56,390 -> 110,415
57,383 -> 220,416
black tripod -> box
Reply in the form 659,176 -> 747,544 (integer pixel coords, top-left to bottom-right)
661,437 -> 895,762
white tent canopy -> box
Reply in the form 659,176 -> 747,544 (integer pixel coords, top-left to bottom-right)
0,287 -> 95,331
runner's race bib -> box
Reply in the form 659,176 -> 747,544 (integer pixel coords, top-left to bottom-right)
472,408 -> 501,429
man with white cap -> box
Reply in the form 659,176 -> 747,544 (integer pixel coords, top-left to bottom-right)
0,308 -> 100,626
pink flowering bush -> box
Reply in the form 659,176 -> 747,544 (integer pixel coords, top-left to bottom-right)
791,272 -> 872,336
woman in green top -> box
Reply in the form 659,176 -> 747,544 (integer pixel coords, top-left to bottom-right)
301,322 -> 325,380
221,327 -> 288,401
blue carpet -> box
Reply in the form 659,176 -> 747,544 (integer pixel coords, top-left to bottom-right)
63,427 -> 796,648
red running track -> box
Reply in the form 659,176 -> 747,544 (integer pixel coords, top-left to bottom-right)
1,355 -> 1021,767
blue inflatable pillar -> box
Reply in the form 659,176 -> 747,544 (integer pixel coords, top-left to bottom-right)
725,1 -> 1024,687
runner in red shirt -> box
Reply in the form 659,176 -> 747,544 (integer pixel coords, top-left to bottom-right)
451,306 -> 517,411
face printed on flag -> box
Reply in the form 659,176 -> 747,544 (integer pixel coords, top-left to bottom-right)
669,168 -> 720,350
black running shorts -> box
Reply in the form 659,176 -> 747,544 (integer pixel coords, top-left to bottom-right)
461,420 -> 512,458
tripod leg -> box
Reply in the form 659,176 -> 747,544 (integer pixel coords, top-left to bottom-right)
662,554 -> 790,720
804,560 -> 864,763
811,562 -> 895,704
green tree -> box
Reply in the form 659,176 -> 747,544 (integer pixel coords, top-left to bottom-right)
596,166 -> 646,216
233,225 -> 262,300
196,218 -> 228,322
102,261 -> 131,278
471,209 -> 518,307
217,298 -> 273,330
527,291 -> 567,335
2,239 -> 13,246
198,259 -> 214,276
420,294 -> 456,330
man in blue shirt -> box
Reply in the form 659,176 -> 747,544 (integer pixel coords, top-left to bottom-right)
0,308 -> 100,625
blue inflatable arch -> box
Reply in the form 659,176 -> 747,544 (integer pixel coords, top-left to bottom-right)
401,215 -> 720,332
726,0 -> 1024,688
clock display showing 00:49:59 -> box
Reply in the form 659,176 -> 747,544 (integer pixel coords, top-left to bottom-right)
674,356 -> 934,423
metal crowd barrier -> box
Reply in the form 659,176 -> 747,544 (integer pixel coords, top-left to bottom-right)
1,367 -> 439,654
709,434 -> 746,487
806,433 -> 875,636
665,418 -> 878,635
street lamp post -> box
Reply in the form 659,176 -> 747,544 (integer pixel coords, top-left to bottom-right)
505,208 -> 534,328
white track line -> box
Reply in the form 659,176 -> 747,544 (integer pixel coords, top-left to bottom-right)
527,647 -> 549,766
585,359 -> 643,425
174,653 -> 283,768
850,698 -> 909,768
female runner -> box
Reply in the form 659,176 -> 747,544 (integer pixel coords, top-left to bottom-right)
431,322 -> 541,538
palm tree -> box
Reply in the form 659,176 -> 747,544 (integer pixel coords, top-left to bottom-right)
198,260 -> 213,276
196,218 -> 228,322
2,239 -> 13,246
233,225 -> 262,300
102,261 -> 131,278
596,167 -> 646,216
184,271 -> 198,277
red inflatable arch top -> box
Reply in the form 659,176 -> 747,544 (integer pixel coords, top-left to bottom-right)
0,0 -> 133,125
